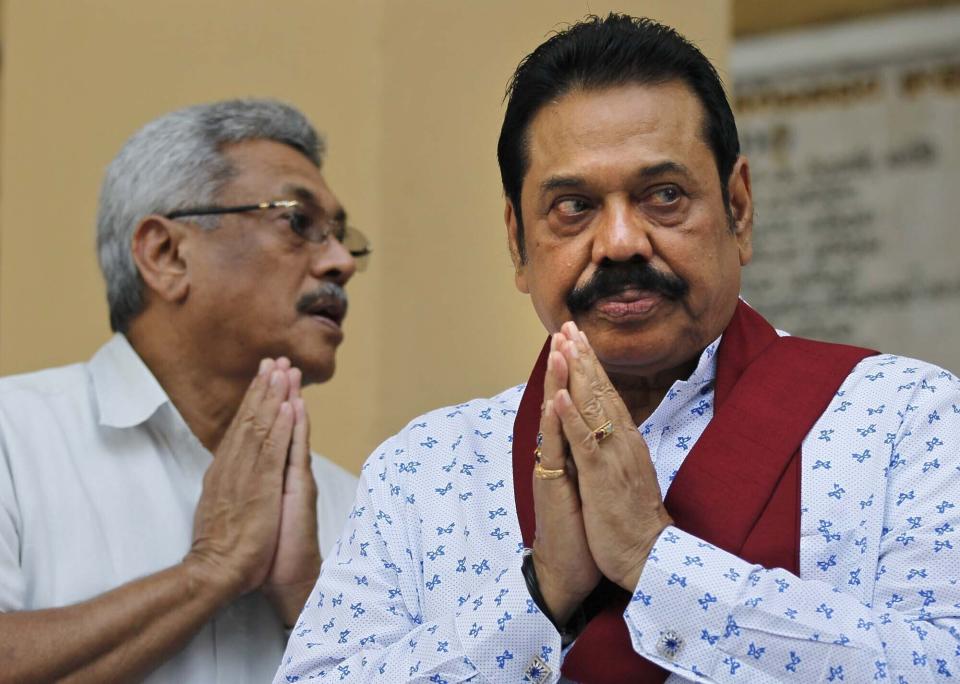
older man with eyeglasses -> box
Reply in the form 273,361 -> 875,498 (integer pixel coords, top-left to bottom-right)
0,99 -> 369,683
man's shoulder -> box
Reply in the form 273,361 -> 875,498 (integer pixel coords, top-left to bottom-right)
780,333 -> 956,386
359,384 -> 526,472
846,351 -> 956,382
838,350 -> 959,410
395,384 -> 526,436
0,361 -> 91,408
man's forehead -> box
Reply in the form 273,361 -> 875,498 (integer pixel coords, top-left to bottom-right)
524,81 -> 708,179
222,139 -> 321,180
220,139 -> 337,205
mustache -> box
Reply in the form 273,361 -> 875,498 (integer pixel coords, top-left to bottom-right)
295,282 -> 349,315
566,260 -> 689,314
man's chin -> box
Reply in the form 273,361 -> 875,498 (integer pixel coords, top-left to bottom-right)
579,320 -> 688,371
278,342 -> 338,386
298,359 -> 336,387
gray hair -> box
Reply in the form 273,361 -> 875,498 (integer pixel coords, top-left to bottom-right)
96,98 -> 325,332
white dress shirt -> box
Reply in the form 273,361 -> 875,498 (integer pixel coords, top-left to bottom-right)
276,336 -> 960,683
0,334 -> 358,684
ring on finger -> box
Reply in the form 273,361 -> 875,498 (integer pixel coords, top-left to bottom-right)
534,462 -> 566,480
591,419 -> 614,443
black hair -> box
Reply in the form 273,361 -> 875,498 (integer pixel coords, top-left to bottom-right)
497,13 -> 740,261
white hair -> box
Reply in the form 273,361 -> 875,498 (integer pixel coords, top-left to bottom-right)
96,98 -> 325,332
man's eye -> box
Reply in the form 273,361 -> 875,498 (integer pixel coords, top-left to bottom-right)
554,198 -> 591,216
649,186 -> 682,205
286,211 -> 312,237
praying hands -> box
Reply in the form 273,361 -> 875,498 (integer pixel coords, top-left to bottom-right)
531,321 -> 674,627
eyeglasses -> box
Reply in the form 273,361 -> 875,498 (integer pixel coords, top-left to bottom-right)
165,200 -> 371,270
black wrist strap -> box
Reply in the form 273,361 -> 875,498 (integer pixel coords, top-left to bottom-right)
521,549 -> 586,647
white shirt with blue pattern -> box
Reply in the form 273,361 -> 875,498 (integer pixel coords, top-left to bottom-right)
276,335 -> 960,683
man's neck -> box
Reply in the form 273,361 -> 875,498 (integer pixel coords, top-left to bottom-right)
608,357 -> 699,426
125,324 -> 246,452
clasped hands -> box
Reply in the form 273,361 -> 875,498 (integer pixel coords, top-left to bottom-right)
187,358 -> 321,626
532,322 -> 673,627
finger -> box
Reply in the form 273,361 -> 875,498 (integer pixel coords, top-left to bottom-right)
568,324 -> 634,426
287,367 -> 303,402
240,359 -> 276,413
536,398 -> 568,474
260,400 -> 296,474
276,356 -> 292,371
553,388 -> 601,467
289,397 -> 311,472
544,335 -> 568,401
243,369 -> 290,447
537,333 -> 567,468
537,350 -> 569,474
557,335 -> 609,433
218,359 -> 276,457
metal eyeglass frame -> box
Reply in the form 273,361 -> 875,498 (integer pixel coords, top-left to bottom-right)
165,199 -> 371,269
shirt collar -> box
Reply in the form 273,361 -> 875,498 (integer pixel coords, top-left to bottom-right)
88,334 -> 170,428
678,335 -> 721,391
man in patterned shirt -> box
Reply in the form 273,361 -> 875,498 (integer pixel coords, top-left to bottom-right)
277,15 -> 959,683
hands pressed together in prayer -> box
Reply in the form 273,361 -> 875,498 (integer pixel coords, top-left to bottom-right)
532,322 -> 674,627
187,358 -> 321,626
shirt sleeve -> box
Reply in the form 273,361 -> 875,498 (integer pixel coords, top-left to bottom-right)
0,433 -> 25,612
275,436 -> 562,683
623,368 -> 960,682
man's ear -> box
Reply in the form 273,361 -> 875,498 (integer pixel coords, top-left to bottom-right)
727,155 -> 754,267
131,216 -> 191,305
504,200 -> 529,294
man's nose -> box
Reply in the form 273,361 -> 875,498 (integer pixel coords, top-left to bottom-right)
590,197 -> 654,264
309,237 -> 356,285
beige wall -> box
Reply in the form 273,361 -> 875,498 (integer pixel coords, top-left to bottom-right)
0,0 -> 730,473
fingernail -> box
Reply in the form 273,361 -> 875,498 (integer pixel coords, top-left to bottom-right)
579,330 -> 589,347
567,340 -> 579,358
270,370 -> 283,386
258,359 -> 270,375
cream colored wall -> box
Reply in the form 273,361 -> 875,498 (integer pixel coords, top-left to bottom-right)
0,0 -> 730,474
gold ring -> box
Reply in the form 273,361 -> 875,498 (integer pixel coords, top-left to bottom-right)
534,462 -> 566,480
534,445 -> 543,462
592,419 -> 614,443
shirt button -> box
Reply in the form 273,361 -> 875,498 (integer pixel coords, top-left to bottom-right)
656,630 -> 684,660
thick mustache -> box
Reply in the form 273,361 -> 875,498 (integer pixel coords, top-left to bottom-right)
296,282 -> 349,315
566,261 -> 689,314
